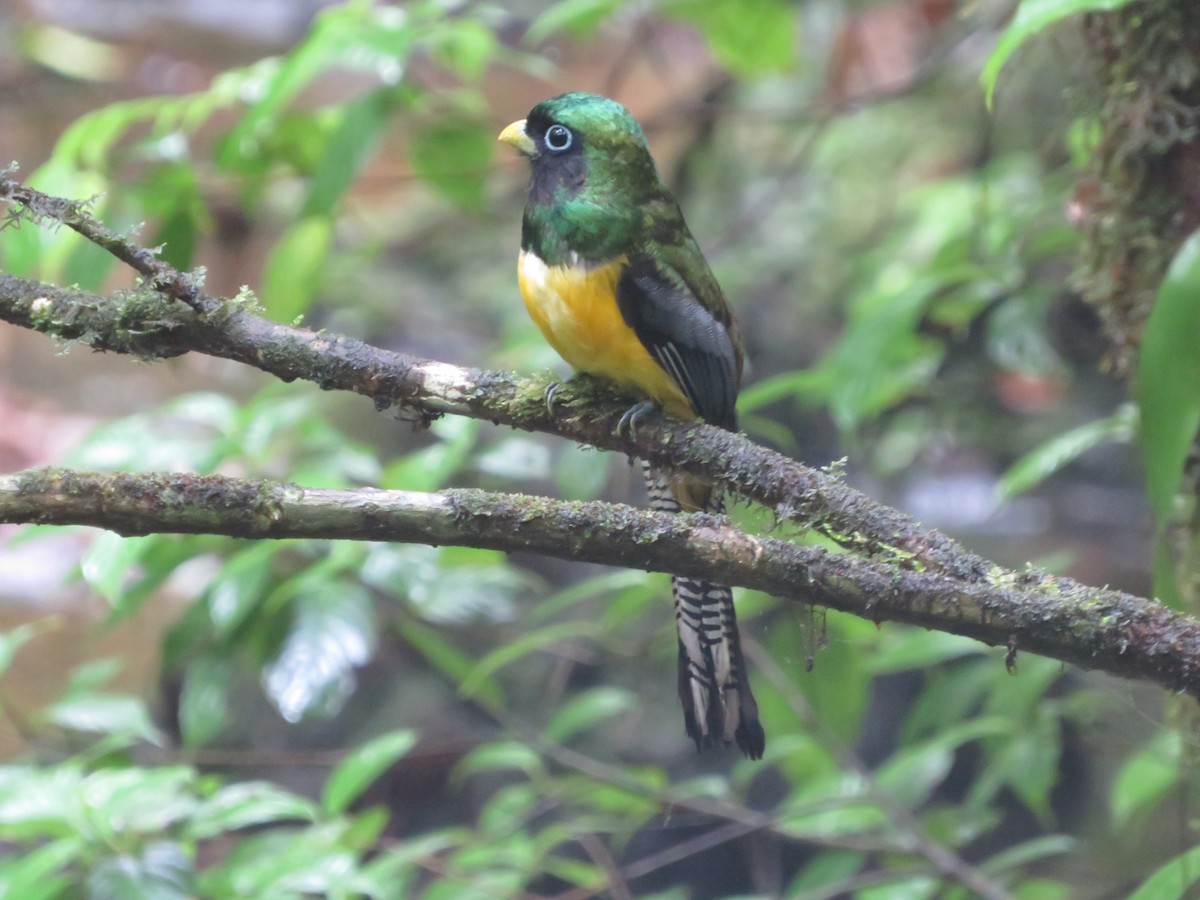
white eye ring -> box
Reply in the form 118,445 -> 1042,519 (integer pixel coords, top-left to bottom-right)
545,124 -> 573,153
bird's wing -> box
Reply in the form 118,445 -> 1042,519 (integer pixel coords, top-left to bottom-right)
616,253 -> 740,431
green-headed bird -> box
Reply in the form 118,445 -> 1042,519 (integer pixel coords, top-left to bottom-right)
499,92 -> 765,759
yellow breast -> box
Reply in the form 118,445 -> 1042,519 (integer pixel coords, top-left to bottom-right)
517,250 -> 693,419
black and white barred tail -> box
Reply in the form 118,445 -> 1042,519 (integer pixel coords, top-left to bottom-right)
643,463 -> 765,759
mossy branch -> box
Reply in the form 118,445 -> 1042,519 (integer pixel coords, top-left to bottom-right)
1,171 -> 1195,702
4,466 -> 1200,700
0,170 -> 987,583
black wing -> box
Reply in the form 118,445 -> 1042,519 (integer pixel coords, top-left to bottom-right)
616,256 -> 740,431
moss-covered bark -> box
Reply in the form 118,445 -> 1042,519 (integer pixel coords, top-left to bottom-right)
1078,0 -> 1200,369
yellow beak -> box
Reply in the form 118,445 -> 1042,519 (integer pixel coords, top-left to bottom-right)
498,118 -> 536,156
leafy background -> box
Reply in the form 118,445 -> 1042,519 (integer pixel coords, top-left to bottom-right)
0,0 -> 1195,896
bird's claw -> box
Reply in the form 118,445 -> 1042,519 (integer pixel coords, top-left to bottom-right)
616,399 -> 658,442
544,381 -> 565,417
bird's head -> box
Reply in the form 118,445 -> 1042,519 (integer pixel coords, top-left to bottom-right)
499,92 -> 661,209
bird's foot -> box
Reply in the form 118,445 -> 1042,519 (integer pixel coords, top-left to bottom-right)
544,381 -> 565,417
616,399 -> 658,442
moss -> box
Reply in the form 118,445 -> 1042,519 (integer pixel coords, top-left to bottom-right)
1076,0 -> 1200,372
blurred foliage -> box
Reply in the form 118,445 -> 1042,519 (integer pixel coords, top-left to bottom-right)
1,0 -> 1199,897
980,0 -> 1140,106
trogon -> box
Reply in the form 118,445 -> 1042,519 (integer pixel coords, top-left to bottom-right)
499,92 -> 765,759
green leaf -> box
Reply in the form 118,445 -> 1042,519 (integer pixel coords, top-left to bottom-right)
1110,728 -> 1181,831
204,543 -> 277,637
1128,844 -> 1200,900
0,211 -> 44,276
322,729 -> 418,814
198,819 -> 362,896
479,783 -> 540,836
525,0 -> 623,44
454,741 -> 544,779
787,851 -> 867,895
357,831 -> 463,896
543,687 -> 635,743
779,800 -> 886,840
43,693 -> 164,746
998,404 -> 1137,500
0,836 -> 80,899
1139,229 -> 1200,526
341,805 -> 389,853
1013,879 -> 1072,899
666,0 -> 794,75
79,767 -> 197,834
382,416 -> 480,492
425,18 -> 498,81
804,276 -> 946,434
980,834 -> 1076,875
392,617 -> 505,712
301,91 -> 393,219
79,533 -> 157,606
981,0 -> 1139,107
858,875 -> 937,900
367,544 -> 526,624
179,654 -> 233,748
187,782 -> 318,840
1138,229 -> 1200,607
137,162 -> 205,271
409,118 -> 493,210
459,621 -> 600,699
903,660 -> 997,741
869,629 -> 982,673
217,4 -> 413,171
541,856 -> 604,892
875,717 -> 1009,809
262,583 -> 375,723
261,215 -> 333,323
86,842 -> 194,900
0,765 -> 82,838
971,708 -> 1062,823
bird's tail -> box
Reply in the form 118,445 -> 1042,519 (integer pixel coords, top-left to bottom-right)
642,463 -> 765,759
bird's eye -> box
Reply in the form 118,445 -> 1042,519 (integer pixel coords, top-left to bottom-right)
544,124 -> 573,153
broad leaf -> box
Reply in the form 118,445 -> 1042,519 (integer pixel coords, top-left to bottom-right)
322,729 -> 418,814
187,782 -> 318,840
261,215 -> 333,323
261,583 -> 375,723
543,687 -> 635,743
1128,844 -> 1200,900
1110,728 -> 1181,831
1138,229 -> 1200,526
998,404 -> 1136,500
982,0 -> 1140,106
1138,229 -> 1200,607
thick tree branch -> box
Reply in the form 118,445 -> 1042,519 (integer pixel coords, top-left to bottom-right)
4,172 -> 1196,709
0,171 -> 991,584
0,277 -> 986,583
3,466 -> 1199,700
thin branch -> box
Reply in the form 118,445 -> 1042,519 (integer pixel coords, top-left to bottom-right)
3,467 -> 1200,703
0,171 -> 219,316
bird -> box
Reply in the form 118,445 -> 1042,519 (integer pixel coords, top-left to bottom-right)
498,92 -> 765,759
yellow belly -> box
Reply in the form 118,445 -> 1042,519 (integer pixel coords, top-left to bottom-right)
517,250 -> 694,419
